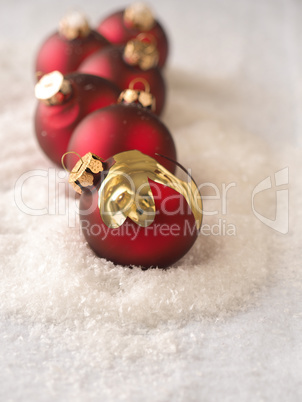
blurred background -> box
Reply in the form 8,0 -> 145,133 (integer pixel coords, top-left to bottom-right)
2,0 -> 302,145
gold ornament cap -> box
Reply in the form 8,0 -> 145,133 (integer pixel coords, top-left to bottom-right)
123,33 -> 159,70
35,71 -> 72,106
124,2 -> 155,31
59,10 -> 91,40
117,78 -> 156,111
65,152 -> 104,194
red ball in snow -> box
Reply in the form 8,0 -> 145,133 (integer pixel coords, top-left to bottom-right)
67,150 -> 202,269
80,181 -> 197,269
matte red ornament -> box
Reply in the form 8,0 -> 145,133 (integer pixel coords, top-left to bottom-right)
78,45 -> 166,115
67,103 -> 177,173
34,71 -> 120,166
35,11 -> 109,76
97,3 -> 169,68
80,182 -> 197,269
66,151 -> 202,269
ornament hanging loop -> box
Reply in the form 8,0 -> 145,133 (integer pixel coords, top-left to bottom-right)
61,151 -> 84,173
118,78 -> 155,111
136,33 -> 157,47
128,77 -> 151,93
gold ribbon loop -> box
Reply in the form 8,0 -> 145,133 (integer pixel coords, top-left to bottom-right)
98,150 -> 203,230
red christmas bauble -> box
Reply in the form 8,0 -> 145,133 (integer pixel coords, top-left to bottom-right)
67,103 -> 177,173
34,71 -> 120,166
68,151 -> 202,269
78,45 -> 166,115
80,182 -> 197,268
97,4 -> 169,68
35,11 -> 109,76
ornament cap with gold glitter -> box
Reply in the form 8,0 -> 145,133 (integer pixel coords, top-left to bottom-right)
123,33 -> 159,70
59,10 -> 91,40
123,2 -> 155,31
35,71 -> 72,106
117,78 -> 156,111
64,152 -> 104,194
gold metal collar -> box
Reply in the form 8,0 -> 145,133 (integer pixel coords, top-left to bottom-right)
124,2 -> 155,31
35,71 -> 72,106
59,11 -> 91,40
123,33 -> 159,70
66,152 -> 104,194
